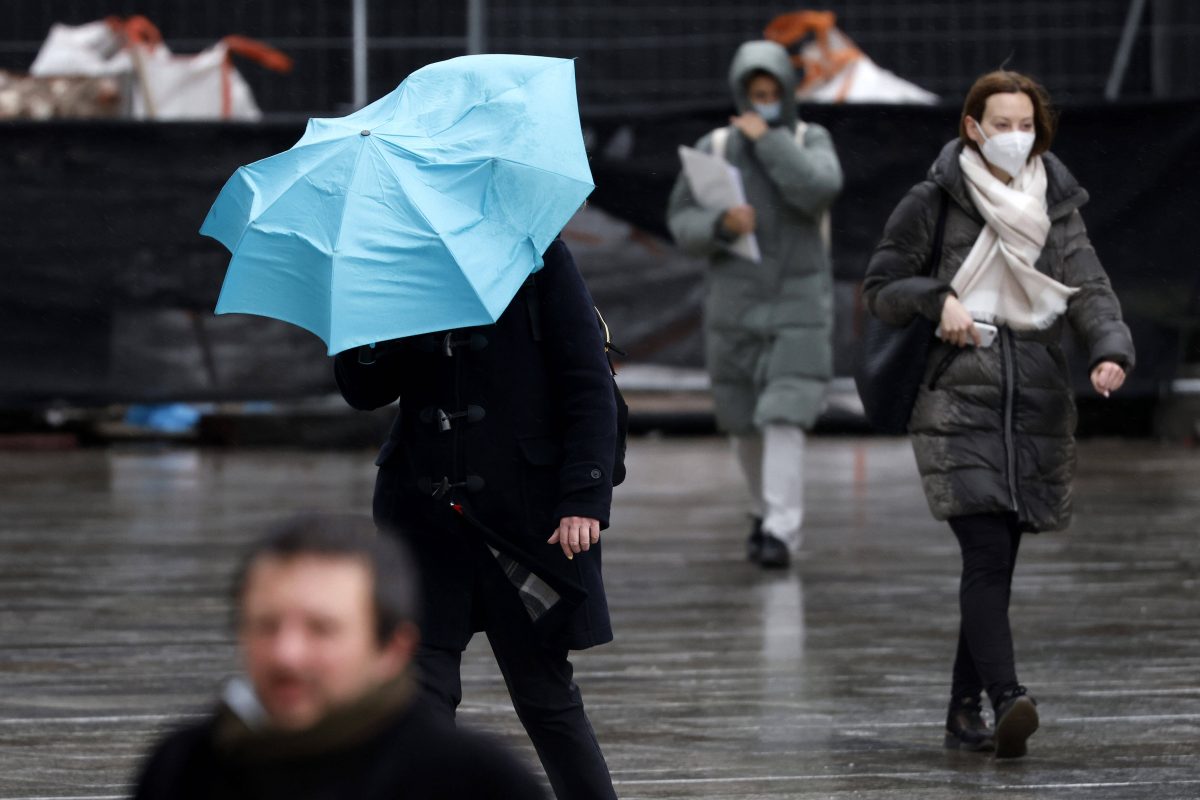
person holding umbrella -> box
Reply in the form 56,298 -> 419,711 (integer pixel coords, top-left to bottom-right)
862,70 -> 1134,758
202,56 -> 619,799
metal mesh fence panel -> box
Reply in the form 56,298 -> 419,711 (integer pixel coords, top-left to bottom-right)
2,1 -> 1197,115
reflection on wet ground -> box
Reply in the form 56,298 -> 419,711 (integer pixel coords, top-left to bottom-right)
1,438 -> 1198,798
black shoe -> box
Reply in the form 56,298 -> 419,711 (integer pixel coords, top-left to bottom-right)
745,516 -> 764,563
758,533 -> 790,568
993,686 -> 1038,759
943,695 -> 995,752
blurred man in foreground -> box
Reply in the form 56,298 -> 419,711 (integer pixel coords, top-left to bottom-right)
133,513 -> 545,800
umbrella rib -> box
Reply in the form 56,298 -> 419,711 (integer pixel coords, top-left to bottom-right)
419,58 -> 574,139
330,138 -> 372,254
491,156 -> 594,190
323,139 -> 375,347
368,151 -> 495,320
410,165 -> 538,247
227,138 -> 358,255
371,150 -> 590,233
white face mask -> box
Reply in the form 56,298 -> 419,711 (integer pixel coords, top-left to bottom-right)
752,101 -> 782,122
975,122 -> 1035,177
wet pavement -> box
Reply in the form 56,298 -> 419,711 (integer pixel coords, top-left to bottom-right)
1,436 -> 1198,798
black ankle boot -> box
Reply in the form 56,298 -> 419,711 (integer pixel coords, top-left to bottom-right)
993,686 -> 1038,759
745,516 -> 764,563
944,695 -> 995,752
758,533 -> 790,568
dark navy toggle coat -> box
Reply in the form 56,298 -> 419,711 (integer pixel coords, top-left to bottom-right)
335,240 -> 617,650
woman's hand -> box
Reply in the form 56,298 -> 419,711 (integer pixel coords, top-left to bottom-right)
548,516 -> 600,560
730,112 -> 769,141
939,295 -> 980,348
721,204 -> 756,236
1091,361 -> 1126,398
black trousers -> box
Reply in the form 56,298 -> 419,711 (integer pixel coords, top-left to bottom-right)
414,542 -> 617,800
949,512 -> 1023,710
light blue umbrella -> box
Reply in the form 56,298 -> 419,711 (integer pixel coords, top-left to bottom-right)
201,54 -> 594,355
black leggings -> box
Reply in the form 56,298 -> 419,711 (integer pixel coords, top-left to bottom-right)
949,512 -> 1023,710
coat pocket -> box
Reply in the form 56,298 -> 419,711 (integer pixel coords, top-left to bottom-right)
517,435 -> 562,467
517,435 -> 562,532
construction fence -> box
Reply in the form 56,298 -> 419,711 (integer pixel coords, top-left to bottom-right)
3,1 -> 1199,117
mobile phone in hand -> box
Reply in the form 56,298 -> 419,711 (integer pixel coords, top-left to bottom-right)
935,322 -> 999,347
974,322 -> 998,347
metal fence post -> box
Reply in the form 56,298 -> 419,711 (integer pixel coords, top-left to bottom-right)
353,0 -> 368,108
1105,0 -> 1149,100
467,0 -> 487,55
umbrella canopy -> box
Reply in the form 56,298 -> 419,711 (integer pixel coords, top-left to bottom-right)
201,54 -> 594,355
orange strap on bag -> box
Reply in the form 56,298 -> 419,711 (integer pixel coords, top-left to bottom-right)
221,35 -> 294,74
217,36 -> 293,118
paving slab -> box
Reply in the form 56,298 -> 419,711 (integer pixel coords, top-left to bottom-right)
1,437 -> 1197,798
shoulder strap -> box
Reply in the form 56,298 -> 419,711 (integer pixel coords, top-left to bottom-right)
711,126 -> 731,161
925,189 -> 949,277
792,121 -> 834,253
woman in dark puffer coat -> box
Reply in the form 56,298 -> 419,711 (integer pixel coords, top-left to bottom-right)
863,71 -> 1134,759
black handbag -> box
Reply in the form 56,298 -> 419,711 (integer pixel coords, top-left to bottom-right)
854,189 -> 949,434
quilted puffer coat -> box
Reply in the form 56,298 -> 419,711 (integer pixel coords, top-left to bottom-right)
667,40 -> 843,433
863,140 -> 1135,532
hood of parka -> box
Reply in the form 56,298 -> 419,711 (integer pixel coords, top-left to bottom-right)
728,40 -> 799,127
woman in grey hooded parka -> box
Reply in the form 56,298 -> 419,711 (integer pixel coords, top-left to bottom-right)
864,71 -> 1134,759
668,40 -> 842,568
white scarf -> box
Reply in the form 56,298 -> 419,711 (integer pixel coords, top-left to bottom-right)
951,147 -> 1077,331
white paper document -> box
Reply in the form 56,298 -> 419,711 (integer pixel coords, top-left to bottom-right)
677,145 -> 761,263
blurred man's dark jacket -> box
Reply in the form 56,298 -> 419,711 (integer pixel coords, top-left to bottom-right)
133,679 -> 546,799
